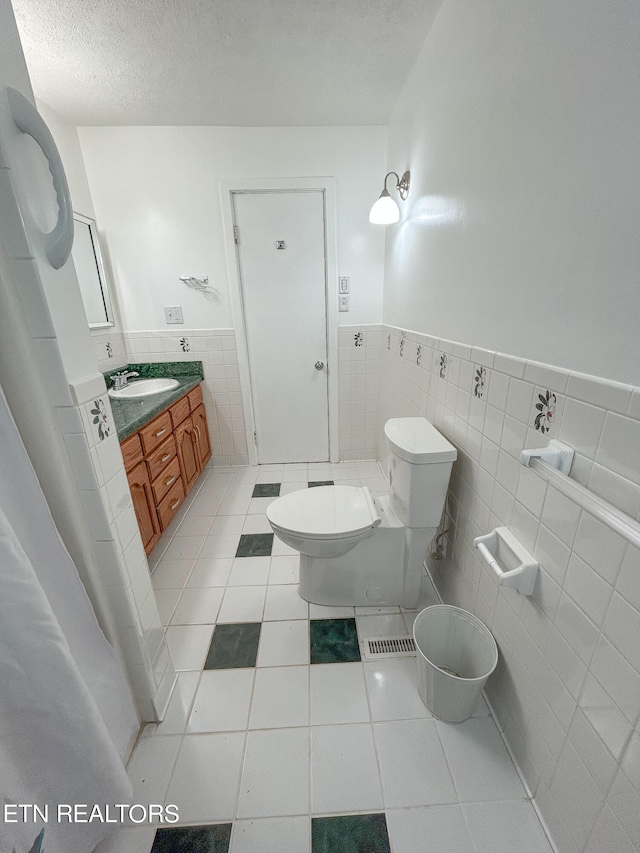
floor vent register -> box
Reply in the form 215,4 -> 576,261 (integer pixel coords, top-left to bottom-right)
361,636 -> 417,660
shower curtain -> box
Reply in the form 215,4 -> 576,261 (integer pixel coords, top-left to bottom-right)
0,384 -> 136,853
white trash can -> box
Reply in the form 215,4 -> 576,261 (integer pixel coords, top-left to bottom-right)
412,605 -> 498,723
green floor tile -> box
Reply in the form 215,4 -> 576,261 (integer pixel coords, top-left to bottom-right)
236,532 -> 274,557
308,480 -> 334,487
204,622 -> 261,669
312,814 -> 391,853
151,823 -> 232,853
252,483 -> 281,497
310,618 -> 361,663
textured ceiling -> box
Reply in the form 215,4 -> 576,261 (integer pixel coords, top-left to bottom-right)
12,0 -> 443,126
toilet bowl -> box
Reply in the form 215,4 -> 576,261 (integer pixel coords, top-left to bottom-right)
266,484 -> 381,558
265,417 -> 457,608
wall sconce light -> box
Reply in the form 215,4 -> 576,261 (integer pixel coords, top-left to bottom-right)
369,170 -> 411,224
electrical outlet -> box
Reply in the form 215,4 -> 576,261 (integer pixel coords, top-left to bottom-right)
165,305 -> 184,324
339,295 -> 349,312
339,276 -> 349,294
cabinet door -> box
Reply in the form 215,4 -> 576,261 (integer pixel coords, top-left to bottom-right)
175,416 -> 200,495
192,404 -> 212,468
127,461 -> 161,555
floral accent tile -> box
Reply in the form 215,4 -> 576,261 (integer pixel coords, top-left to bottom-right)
439,353 -> 448,379
387,334 -> 391,351
473,365 -> 487,398
105,342 -> 113,358
179,337 -> 190,352
416,345 -> 422,366
532,388 -> 564,436
399,338 -> 405,357
354,332 -> 364,347
90,398 -> 111,441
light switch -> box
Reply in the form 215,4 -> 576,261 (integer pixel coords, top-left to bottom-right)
165,305 -> 184,324
339,295 -> 349,312
339,276 -> 349,294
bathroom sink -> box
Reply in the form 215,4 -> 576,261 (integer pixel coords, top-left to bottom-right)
108,378 -> 179,399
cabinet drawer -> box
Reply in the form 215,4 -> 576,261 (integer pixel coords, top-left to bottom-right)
157,477 -> 185,531
151,456 -> 181,505
170,394 -> 190,429
120,433 -> 143,472
188,385 -> 203,411
146,434 -> 176,481
139,410 -> 172,455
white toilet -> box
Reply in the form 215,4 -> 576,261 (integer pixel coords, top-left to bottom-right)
266,417 -> 457,609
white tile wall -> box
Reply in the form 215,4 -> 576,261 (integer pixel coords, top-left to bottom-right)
120,325 -> 381,467
66,377 -> 176,722
91,327 -> 128,372
338,325 -> 381,460
376,323 -> 640,853
122,329 -> 248,466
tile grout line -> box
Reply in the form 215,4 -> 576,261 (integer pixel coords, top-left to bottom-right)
142,461 -> 555,853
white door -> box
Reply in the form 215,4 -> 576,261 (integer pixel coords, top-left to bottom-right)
233,190 -> 329,463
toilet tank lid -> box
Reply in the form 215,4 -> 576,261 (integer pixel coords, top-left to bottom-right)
385,417 -> 457,464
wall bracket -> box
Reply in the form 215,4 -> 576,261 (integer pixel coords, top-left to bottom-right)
520,439 -> 574,475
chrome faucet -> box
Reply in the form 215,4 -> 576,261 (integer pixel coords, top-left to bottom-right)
111,370 -> 139,390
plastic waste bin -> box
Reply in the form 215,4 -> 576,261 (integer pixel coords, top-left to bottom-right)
412,605 -> 498,723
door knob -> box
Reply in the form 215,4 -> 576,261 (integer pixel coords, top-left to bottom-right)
315,361 -> 325,370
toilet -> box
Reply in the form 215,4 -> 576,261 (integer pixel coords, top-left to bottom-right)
266,417 -> 457,609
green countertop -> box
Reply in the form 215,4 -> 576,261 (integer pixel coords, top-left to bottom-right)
104,362 -> 204,441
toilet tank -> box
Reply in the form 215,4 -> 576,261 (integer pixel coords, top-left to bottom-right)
384,417 -> 457,528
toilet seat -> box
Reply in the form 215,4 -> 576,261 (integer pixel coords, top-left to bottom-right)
266,485 -> 381,540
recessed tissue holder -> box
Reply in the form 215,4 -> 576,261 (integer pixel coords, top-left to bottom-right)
473,527 -> 538,596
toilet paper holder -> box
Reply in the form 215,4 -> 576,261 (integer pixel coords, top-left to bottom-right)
473,527 -> 538,596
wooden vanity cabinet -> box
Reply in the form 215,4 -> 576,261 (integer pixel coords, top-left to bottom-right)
186,385 -> 211,469
139,410 -> 172,455
175,417 -> 200,494
122,447 -> 161,555
156,477 -> 186,531
146,435 -> 177,482
192,404 -> 211,469
119,384 -> 211,554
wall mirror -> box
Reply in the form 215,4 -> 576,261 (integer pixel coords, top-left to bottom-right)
71,212 -> 114,328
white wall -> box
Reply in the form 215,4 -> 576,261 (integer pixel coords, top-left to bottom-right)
4,96 -> 96,386
78,125 -> 387,331
36,99 -> 95,219
384,0 -> 640,385
0,2 -> 172,728
37,99 -> 128,371
378,325 -> 640,853
379,1 -> 640,850
0,0 -> 143,749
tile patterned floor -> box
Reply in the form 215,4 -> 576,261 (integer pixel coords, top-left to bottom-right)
96,462 -> 554,853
